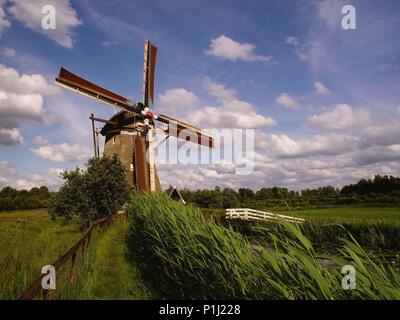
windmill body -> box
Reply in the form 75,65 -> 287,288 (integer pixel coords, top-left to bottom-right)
55,40 -> 213,192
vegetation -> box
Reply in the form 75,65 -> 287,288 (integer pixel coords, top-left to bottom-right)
126,193 -> 400,299
174,175 -> 400,210
52,220 -> 151,300
49,156 -> 130,224
0,210 -> 150,300
0,209 -> 82,299
0,186 -> 51,211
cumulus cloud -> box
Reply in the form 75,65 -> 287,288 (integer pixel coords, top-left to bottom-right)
313,81 -> 330,95
0,1 -> 10,37
275,93 -> 298,110
30,143 -> 90,162
8,0 -> 82,48
307,104 -> 370,130
186,78 -> 277,129
0,160 -> 14,176
2,47 -> 15,57
286,36 -> 299,46
259,132 -> 363,158
0,127 -> 23,145
158,88 -> 199,113
0,64 -> 60,145
205,35 -> 272,62
34,136 -> 50,146
0,64 -> 60,95
285,35 -> 308,60
0,91 -> 45,122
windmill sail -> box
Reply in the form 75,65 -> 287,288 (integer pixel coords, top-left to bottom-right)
142,40 -> 157,108
55,68 -> 137,113
157,114 -> 214,148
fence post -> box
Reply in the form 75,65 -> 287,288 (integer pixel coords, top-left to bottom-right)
82,238 -> 86,261
70,251 -> 77,285
42,288 -> 51,300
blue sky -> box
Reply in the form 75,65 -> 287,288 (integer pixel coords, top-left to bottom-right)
0,0 -> 400,190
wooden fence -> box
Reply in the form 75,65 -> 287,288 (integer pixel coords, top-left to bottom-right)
226,208 -> 305,224
17,211 -> 127,300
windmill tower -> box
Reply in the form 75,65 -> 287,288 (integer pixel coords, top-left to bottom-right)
55,40 -> 213,192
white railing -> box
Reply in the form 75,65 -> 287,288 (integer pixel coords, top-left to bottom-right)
226,208 -> 305,224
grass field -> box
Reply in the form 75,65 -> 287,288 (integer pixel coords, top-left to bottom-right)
203,206 -> 400,223
1,205 -> 399,299
275,207 -> 400,223
0,209 -> 149,300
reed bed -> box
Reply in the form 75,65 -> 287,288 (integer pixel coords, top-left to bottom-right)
126,193 -> 400,299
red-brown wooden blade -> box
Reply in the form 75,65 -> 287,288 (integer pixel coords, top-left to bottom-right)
134,136 -> 150,192
148,43 -> 157,106
157,114 -> 214,148
55,68 -> 137,113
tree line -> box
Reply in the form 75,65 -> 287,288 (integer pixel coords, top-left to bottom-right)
0,186 -> 51,210
171,175 -> 400,209
1,174 -> 400,212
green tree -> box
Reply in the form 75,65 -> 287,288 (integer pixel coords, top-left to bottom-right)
49,155 -> 130,224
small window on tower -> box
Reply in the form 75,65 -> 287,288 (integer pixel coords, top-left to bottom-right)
113,136 -> 116,144
130,163 -> 134,171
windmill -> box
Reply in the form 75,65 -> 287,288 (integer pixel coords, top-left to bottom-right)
55,40 -> 214,192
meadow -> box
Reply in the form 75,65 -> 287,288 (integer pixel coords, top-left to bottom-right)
1,203 -> 400,299
0,209 -> 149,300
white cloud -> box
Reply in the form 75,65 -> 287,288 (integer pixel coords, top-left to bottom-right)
313,81 -> 330,95
316,0 -> 344,30
307,104 -> 370,130
158,88 -> 199,113
286,36 -> 299,46
0,91 -> 45,122
8,0 -> 82,48
0,162 -> 64,190
0,64 -> 60,95
34,136 -> 50,146
205,35 -> 272,62
0,64 -> 61,145
0,160 -> 14,176
186,79 -> 277,129
353,145 -> 400,166
0,127 -> 23,145
259,133 -> 363,158
0,1 -> 11,37
275,93 -> 298,110
30,143 -> 90,162
2,47 -> 15,57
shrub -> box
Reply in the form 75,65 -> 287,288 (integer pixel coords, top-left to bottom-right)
49,155 -> 130,224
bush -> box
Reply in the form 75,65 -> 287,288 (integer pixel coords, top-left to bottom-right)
49,155 -> 130,224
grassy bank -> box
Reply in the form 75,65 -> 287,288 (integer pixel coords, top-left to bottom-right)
60,220 -> 151,299
0,210 -> 149,300
0,210 -> 82,299
127,193 -> 400,299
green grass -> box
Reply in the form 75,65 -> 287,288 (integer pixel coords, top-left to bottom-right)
0,209 -> 149,300
127,193 -> 400,299
275,207 -> 400,223
61,220 -> 151,299
0,209 -> 82,299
